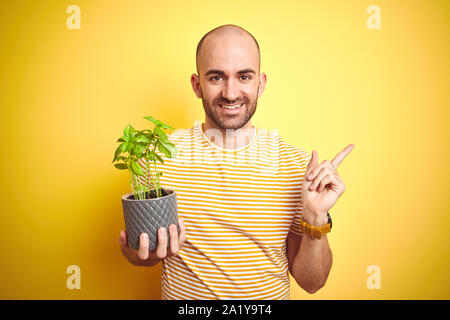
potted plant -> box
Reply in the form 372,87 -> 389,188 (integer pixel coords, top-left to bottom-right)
112,116 -> 178,251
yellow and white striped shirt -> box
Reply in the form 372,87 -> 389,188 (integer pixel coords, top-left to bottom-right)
137,121 -> 310,299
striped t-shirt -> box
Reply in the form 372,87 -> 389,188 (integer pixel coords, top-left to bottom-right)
136,121 -> 310,299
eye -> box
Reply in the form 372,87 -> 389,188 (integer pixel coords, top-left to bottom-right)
210,76 -> 222,81
241,75 -> 252,81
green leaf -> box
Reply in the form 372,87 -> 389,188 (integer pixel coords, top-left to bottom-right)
126,143 -> 135,153
144,116 -> 174,130
130,160 -> 144,176
119,142 -> 128,153
154,126 -> 168,142
136,135 -> 150,144
117,138 -> 126,143
159,140 -> 177,159
142,131 -> 154,141
144,116 -> 159,126
113,144 -> 122,163
128,132 -> 137,143
165,141 -> 175,147
157,141 -> 171,158
144,133 -> 153,142
158,122 -> 174,130
123,124 -> 134,138
114,163 -> 128,170
154,153 -> 164,164
133,144 -> 147,156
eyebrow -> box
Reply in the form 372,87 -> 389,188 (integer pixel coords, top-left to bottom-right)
205,68 -> 256,76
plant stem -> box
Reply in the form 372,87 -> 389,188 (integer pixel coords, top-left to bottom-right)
145,151 -> 150,198
152,143 -> 161,198
133,171 -> 138,199
147,150 -> 157,198
154,160 -> 161,198
131,160 -> 144,200
128,160 -> 136,198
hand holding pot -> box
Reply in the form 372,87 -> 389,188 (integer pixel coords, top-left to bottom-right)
119,218 -> 186,266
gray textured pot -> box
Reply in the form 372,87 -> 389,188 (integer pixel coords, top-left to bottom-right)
121,188 -> 178,251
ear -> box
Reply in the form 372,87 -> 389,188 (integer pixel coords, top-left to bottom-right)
191,74 -> 203,99
257,72 -> 267,98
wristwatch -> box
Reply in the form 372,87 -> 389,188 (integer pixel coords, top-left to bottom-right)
299,212 -> 332,240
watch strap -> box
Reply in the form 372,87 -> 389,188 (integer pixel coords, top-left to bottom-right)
300,212 -> 332,240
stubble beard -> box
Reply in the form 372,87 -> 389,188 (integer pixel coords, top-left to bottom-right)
200,86 -> 259,131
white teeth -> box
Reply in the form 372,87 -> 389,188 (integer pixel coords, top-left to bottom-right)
220,103 -> 243,110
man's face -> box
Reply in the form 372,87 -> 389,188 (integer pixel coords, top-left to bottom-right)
194,33 -> 265,130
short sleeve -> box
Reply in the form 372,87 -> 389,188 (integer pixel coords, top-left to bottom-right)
288,151 -> 312,237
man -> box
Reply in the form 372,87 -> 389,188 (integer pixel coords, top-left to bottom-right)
119,24 -> 354,299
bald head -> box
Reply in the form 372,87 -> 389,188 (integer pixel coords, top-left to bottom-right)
191,24 -> 267,132
195,24 -> 260,76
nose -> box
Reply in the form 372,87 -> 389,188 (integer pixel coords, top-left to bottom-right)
221,78 -> 240,102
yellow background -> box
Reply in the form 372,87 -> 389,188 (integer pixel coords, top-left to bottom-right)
0,0 -> 449,299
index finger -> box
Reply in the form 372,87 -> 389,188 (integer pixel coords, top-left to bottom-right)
119,230 -> 129,248
331,144 -> 355,169
305,150 -> 318,175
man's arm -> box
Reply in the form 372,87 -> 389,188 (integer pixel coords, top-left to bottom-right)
288,145 -> 353,293
286,229 -> 332,294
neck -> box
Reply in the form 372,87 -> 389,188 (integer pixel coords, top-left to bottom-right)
202,119 -> 255,150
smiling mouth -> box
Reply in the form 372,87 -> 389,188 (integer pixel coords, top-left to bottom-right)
218,103 -> 244,110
